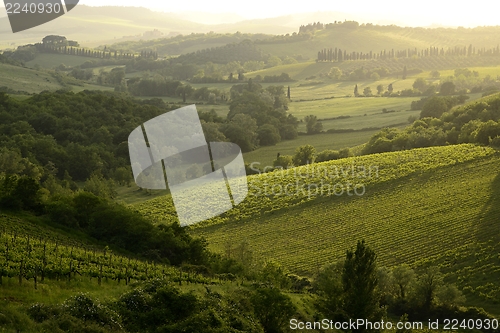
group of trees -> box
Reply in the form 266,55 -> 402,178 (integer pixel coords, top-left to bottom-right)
173,40 -> 264,65
271,144 -> 352,171
35,41 -> 138,60
0,90 -> 174,185
317,44 -> 500,62
221,81 -> 298,151
324,65 -> 418,82
314,241 -> 473,326
363,92 -> 500,155
106,31 -> 268,57
17,237 -> 491,333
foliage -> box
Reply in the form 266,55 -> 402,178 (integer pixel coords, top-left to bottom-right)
342,240 -> 383,326
251,287 -> 296,333
0,91 -> 181,184
420,96 -> 449,119
304,115 -> 322,134
272,155 -> 293,169
292,144 -> 316,166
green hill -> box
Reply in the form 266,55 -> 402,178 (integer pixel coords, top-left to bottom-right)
133,144 -> 500,314
0,63 -> 65,93
256,25 -> 500,60
25,54 -> 94,69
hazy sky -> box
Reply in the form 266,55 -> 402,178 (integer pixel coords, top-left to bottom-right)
75,0 -> 499,27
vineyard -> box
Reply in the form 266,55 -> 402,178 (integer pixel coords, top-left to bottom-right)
186,144 -> 500,312
131,143 -> 500,312
134,144 -> 494,226
0,215 -> 215,289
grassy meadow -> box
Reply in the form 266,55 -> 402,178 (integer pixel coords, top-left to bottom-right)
25,54 -> 92,69
242,129 -> 383,167
0,63 -> 64,93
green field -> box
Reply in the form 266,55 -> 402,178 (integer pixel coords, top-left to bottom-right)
288,77 -> 416,99
25,54 -> 92,69
0,63 -> 64,93
289,96 -> 415,118
243,129 -> 383,167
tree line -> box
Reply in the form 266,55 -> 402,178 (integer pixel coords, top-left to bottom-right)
317,44 -> 500,62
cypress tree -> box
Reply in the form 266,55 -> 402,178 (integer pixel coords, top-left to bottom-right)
342,240 -> 381,328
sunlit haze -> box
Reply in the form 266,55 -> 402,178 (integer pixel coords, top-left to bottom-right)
74,0 -> 500,27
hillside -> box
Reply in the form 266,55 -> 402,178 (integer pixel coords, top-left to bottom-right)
0,62 -> 65,93
131,142 -> 500,314
256,24 -> 500,60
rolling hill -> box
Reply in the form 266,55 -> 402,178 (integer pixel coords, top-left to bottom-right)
133,144 -> 500,314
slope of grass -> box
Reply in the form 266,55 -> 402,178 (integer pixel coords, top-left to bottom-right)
256,25 -> 500,60
25,54 -> 92,69
0,63 -> 64,93
288,96 -> 416,119
243,129 -> 382,168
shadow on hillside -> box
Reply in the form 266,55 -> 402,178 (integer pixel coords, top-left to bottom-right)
476,172 -> 500,244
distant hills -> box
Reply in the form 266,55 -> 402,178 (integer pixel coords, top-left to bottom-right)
4,5 -> 500,52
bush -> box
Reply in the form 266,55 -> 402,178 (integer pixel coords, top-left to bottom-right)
27,303 -> 61,323
316,149 -> 340,162
273,155 -> 294,169
293,145 -> 316,165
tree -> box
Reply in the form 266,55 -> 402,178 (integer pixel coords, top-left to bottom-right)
273,155 -> 293,169
221,114 -> 258,152
114,167 -> 132,186
363,87 -> 373,96
314,262 -> 344,318
257,261 -> 291,289
292,145 -> 316,166
266,55 -> 282,68
414,266 -> 443,312
201,121 -> 227,143
388,83 -> 394,94
304,115 -> 323,134
412,78 -> 428,93
257,124 -> 281,146
83,173 -> 116,199
370,72 -> 380,80
328,67 -> 342,80
392,264 -> 415,300
420,96 -> 448,119
436,284 -> 466,309
354,84 -> 359,97
377,84 -> 384,95
430,70 -> 440,79
440,81 -> 456,95
287,86 -> 290,99
342,240 -> 381,326
251,287 -> 296,333
402,66 -> 407,80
